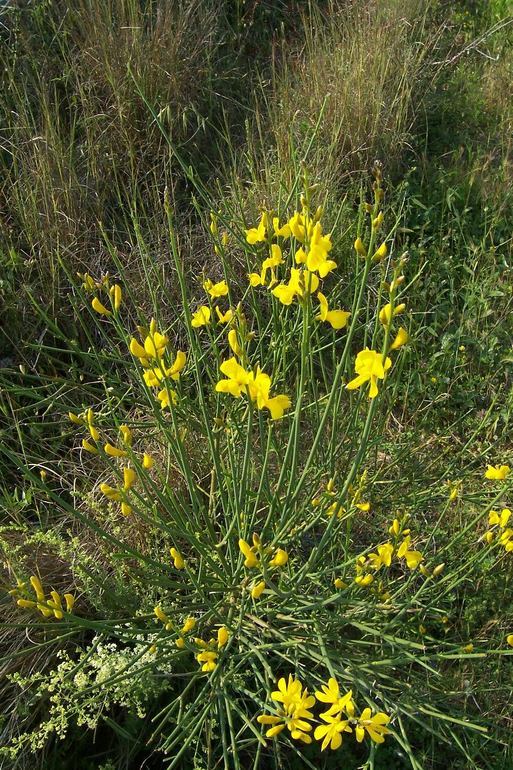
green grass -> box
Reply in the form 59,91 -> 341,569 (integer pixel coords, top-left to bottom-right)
1,0 -> 513,768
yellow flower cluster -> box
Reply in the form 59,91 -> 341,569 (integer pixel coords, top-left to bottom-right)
484,464 -> 510,481
10,575 -> 75,620
79,272 -> 122,317
154,606 -> 196,649
257,675 -> 391,751
194,626 -> 230,672
100,466 -> 137,517
312,476 -> 370,519
69,415 -> 153,515
68,407 -> 102,453
216,357 -> 291,420
129,319 -> 186,409
238,533 -> 289,599
353,517 -> 424,588
245,206 -> 350,327
483,508 -> 513,553
191,277 -> 232,329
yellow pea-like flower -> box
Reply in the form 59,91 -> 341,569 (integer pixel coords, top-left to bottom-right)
269,548 -> 288,568
238,538 -> 258,568
30,575 -> 45,602
354,237 -> 367,257
104,443 -> 127,458
119,425 -> 132,445
123,467 -> 136,490
390,327 -> 409,351
215,307 -> 233,324
251,580 -> 266,599
170,547 -> 185,569
372,242 -> 388,262
191,306 -> 211,328
182,617 -> 196,634
217,626 -> 229,648
109,284 -> 122,311
82,438 -> 98,454
91,297 -> 112,316
142,453 -> 154,469
228,329 -> 242,358
121,502 -> 132,516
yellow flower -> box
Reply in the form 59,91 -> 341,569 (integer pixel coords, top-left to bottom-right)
215,307 -> 233,324
389,518 -> 401,536
64,593 -> 75,612
315,679 -> 353,716
228,329 -> 243,358
109,284 -> 122,311
203,278 -> 229,298
143,352 -> 187,387
245,212 -> 268,244
83,408 -> 100,441
251,580 -> 266,599
269,548 -> 288,568
104,443 -> 127,458
216,358 -> 250,398
354,237 -> 366,257
258,675 -> 315,743
79,272 -> 97,291
390,327 -> 409,350
272,268 -> 319,306
157,387 -> 178,409
91,297 -> 112,316
288,211 -> 306,242
191,306 -> 211,328
367,543 -> 394,570
142,453 -> 154,469
499,528 -> 513,552
379,302 -> 406,326
314,713 -> 352,751
397,536 -> 423,570
182,617 -> 196,633
306,223 -> 336,277
239,538 -> 259,568
354,708 -> 391,744
100,483 -> 122,501
372,242 -> 388,262
488,508 -> 512,528
485,464 -> 510,480
217,626 -> 229,647
346,349 -> 392,399
197,650 -> 218,672
170,547 -> 185,569
273,217 -> 291,238
30,575 -> 45,602
82,438 -> 98,454
261,244 -> 283,284
372,211 -> 384,230
123,467 -> 136,490
249,272 -> 263,287
121,502 -> 132,516
154,605 -> 173,631
315,292 -> 350,330
506,634 -> 513,647
119,424 -> 132,445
